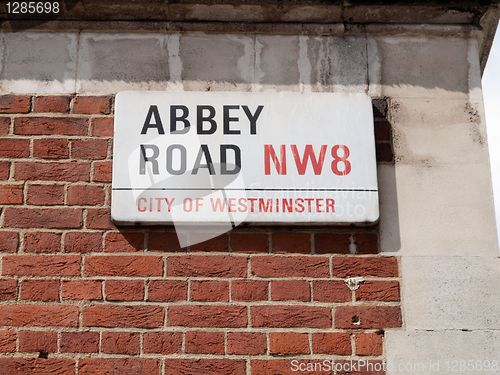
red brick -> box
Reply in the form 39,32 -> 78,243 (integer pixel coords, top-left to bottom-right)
106,279 -> 144,301
335,306 -> 401,329
354,233 -> 379,254
190,233 -> 228,252
0,138 -> 30,157
3,255 -> 81,276
252,360 -> 331,375
86,208 -> 115,229
0,279 -> 17,300
102,331 -> 140,354
314,233 -> 350,254
376,142 -> 393,162
272,232 -> 311,254
91,117 -> 114,136
79,358 -> 159,375
64,232 -> 102,253
356,333 -> 383,356
227,332 -> 266,355
93,161 -> 112,182
0,232 -> 18,252
165,359 -> 245,375
331,257 -> 398,277
0,184 -> 23,204
84,255 -> 163,276
191,280 -> 229,301
356,280 -> 400,302
0,359 -> 75,375
62,280 -> 102,300
71,139 -> 108,159
14,117 -> 88,135
0,117 -> 9,135
0,305 -> 78,327
20,279 -> 59,300
148,280 -> 187,302
33,96 -> 71,113
374,120 -> 391,141
231,279 -> 268,301
0,161 -> 10,180
231,233 -> 269,253
313,280 -> 351,302
27,184 -> 64,205
270,332 -> 309,355
73,96 -> 111,114
82,305 -> 164,328
15,162 -> 90,182
272,280 -> 310,301
24,232 -> 61,253
168,305 -> 247,327
33,138 -> 69,159
252,306 -> 332,328
0,95 -> 31,113
60,332 -> 99,353
67,185 -> 104,206
143,332 -> 182,354
251,256 -> 329,278
19,331 -> 57,353
148,232 -> 182,252
167,255 -> 247,277
105,232 -> 144,252
312,332 -> 351,355
0,331 -> 16,352
4,207 -> 82,229
185,331 -> 224,354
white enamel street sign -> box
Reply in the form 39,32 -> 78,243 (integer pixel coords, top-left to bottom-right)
111,92 -> 379,225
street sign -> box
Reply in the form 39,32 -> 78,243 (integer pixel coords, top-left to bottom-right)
111,92 -> 379,225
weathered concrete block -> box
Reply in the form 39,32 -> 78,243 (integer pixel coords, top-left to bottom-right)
399,257 -> 500,330
377,37 -> 469,98
76,33 -> 169,93
255,35 -> 300,92
379,163 -> 498,256
331,36 -> 368,93
0,32 -> 78,93
180,34 -> 254,92
386,330 -> 500,374
390,98 -> 490,165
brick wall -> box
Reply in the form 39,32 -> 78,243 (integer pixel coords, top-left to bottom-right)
0,94 -> 400,374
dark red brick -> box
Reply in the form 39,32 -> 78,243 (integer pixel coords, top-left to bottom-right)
190,280 -> 229,301
272,232 -> 311,254
33,96 -> 71,113
33,138 -> 69,159
60,332 -> 99,353
185,331 -> 224,354
148,280 -> 187,302
19,331 -> 57,353
143,332 -> 182,354
20,279 -> 59,300
335,306 -> 401,329
27,184 -> 64,205
14,117 -> 88,135
231,233 -> 269,253
102,331 -> 140,354
24,232 -> 61,253
73,96 -> 111,114
0,95 -> 31,113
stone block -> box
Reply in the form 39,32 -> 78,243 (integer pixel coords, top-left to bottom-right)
376,37 -> 469,98
255,35 -> 300,92
0,32 -> 77,93
379,163 -> 498,256
76,33 -> 169,93
180,34 -> 254,92
401,256 -> 500,330
386,330 -> 500,374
